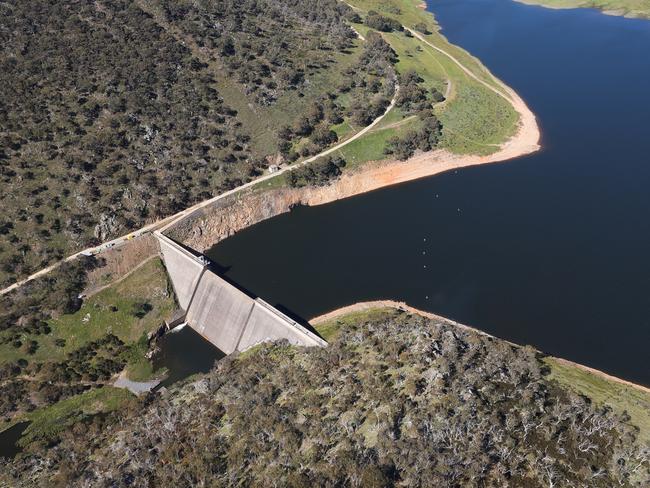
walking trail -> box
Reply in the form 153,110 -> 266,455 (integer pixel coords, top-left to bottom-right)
1,22 -> 539,296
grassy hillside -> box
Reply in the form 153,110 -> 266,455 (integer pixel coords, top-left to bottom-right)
0,257 -> 176,437
516,0 -> 650,19
0,0 -> 361,287
0,0 -> 524,287
546,357 -> 650,444
3,308 -> 647,485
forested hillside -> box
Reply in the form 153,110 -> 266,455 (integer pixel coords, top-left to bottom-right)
2,309 -> 648,486
0,0 -> 359,287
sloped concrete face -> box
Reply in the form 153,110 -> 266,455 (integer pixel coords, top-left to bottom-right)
155,232 -> 326,354
186,271 -> 254,354
156,233 -> 205,311
238,300 -> 326,351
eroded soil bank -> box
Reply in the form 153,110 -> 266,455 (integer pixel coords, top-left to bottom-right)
166,133 -> 540,252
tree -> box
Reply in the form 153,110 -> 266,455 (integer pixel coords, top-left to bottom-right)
365,11 -> 403,32
414,22 -> 430,35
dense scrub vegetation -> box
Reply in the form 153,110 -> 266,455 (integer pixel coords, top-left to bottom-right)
0,258 -> 96,335
0,0 -> 359,287
365,10 -> 405,32
286,156 -> 347,187
384,70 -> 444,160
3,310 -> 648,486
154,0 -> 356,106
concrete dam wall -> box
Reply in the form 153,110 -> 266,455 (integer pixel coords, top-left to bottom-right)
157,232 -> 205,312
155,232 -> 326,354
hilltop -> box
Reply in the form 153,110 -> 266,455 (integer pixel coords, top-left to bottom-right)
2,307 -> 648,486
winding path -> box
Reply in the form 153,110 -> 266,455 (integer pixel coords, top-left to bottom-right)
0,87 -> 399,296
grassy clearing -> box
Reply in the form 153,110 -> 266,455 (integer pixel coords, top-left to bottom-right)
229,40 -> 366,156
0,260 -> 175,445
545,357 -> 650,444
339,115 -> 422,166
348,0 -> 508,93
180,0 -> 523,198
515,0 -> 650,18
18,387 -> 135,447
438,80 -> 518,154
0,258 -> 176,367
341,19 -> 518,164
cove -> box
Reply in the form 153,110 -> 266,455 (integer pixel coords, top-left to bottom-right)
207,0 -> 650,385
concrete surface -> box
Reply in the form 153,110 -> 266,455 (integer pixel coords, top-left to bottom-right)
156,232 -> 205,311
155,233 -> 326,354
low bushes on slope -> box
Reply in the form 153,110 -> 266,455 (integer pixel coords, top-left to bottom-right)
3,310 -> 648,486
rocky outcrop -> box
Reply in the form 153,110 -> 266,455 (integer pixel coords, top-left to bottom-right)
94,212 -> 120,241
166,187 -> 305,252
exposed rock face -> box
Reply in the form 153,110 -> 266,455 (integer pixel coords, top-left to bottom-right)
163,151 -> 458,251
94,212 -> 120,241
166,187 -> 305,252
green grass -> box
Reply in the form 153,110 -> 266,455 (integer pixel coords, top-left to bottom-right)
332,120 -> 357,140
0,260 -> 176,446
242,0 -> 523,193
349,0 -> 509,93
124,334 -> 163,381
225,40 -> 366,156
373,106 -> 409,129
438,81 -> 518,154
335,4 -> 519,165
313,307 -> 398,342
338,115 -> 421,166
545,357 -> 650,444
515,0 -> 650,18
0,258 -> 176,368
18,387 -> 135,447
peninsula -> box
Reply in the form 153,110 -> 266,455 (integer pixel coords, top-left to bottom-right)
515,0 -> 650,19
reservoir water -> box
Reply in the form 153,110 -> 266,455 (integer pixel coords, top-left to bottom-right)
207,0 -> 650,385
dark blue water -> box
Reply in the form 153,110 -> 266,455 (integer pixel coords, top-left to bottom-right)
0,422 -> 29,459
153,326 -> 224,388
208,0 -> 650,385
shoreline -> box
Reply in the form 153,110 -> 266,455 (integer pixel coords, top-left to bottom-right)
166,79 -> 540,250
0,0 -> 540,295
309,300 -> 650,394
513,0 -> 650,20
